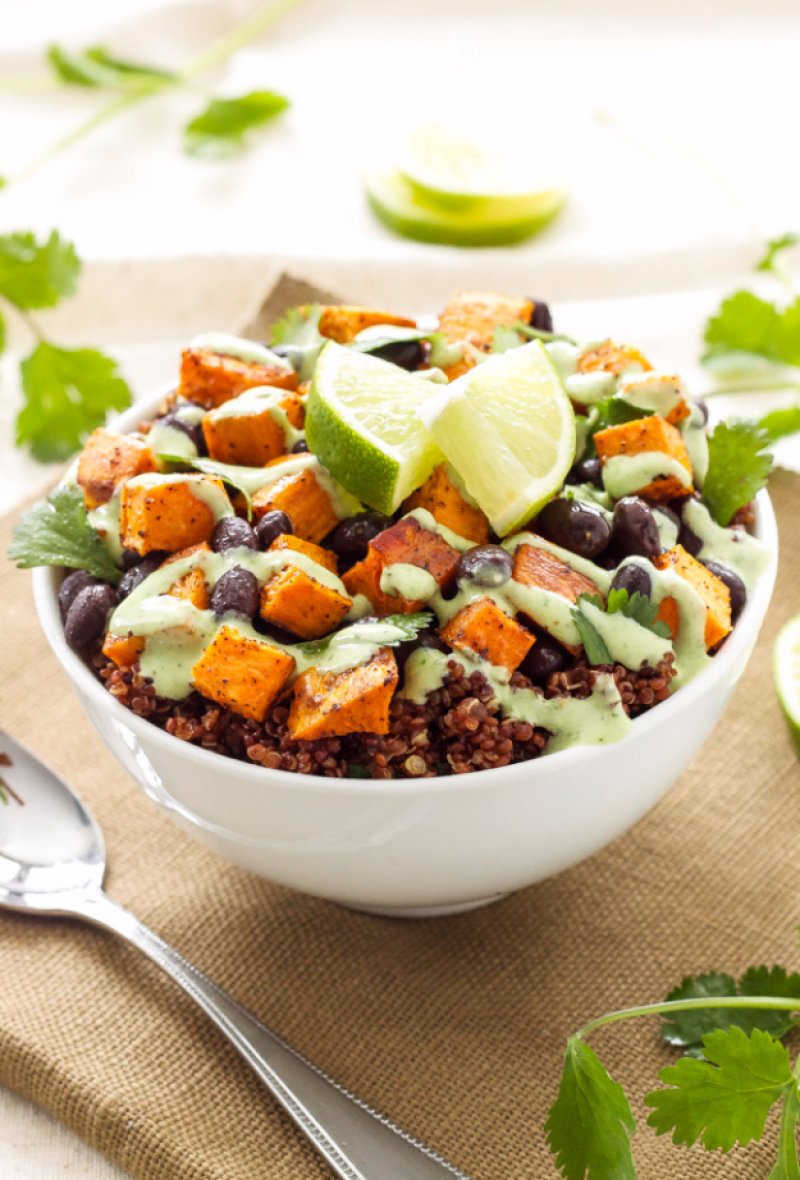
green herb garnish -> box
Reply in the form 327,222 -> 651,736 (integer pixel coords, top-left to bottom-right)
756,233 -> 800,276
9,485 -> 120,582
270,303 -> 326,381
702,419 -> 773,526
183,90 -> 290,158
758,404 -> 800,443
156,454 -> 255,517
47,45 -> 177,90
572,589 -> 671,666
0,230 -> 80,309
662,967 -> 800,1053
296,613 -> 433,658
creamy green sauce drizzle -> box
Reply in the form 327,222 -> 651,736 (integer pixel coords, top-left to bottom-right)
652,506 -> 679,550
207,386 -> 303,447
87,492 -> 124,563
580,598 -> 673,668
680,403 -> 709,487
602,453 -> 692,499
564,370 -> 616,404
124,472 -> 235,521
403,507 -> 475,553
617,372 -> 684,416
190,332 -> 293,371
380,563 -> 439,601
681,499 -> 768,592
562,483 -> 614,518
543,340 -> 579,382
149,422 -> 198,461
616,556 -> 708,687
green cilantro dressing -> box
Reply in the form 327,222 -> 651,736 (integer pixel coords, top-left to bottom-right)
207,386 -> 304,447
124,472 -> 234,522
403,507 -> 474,553
87,492 -> 124,563
562,483 -> 614,518
190,332 -> 293,371
579,599 -> 673,669
617,557 -> 710,687
681,499 -> 768,592
680,404 -> 709,487
380,563 -> 439,601
543,340 -> 579,381
564,370 -> 616,404
652,506 -> 679,550
617,372 -> 684,416
149,422 -> 198,461
602,453 -> 692,499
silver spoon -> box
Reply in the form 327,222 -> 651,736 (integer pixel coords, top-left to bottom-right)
0,731 -> 471,1180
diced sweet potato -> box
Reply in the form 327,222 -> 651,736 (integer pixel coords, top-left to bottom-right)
654,545 -> 732,650
163,543 -> 210,609
77,429 -> 155,509
192,626 -> 295,721
370,516 -> 461,587
437,291 -> 533,379
317,306 -> 416,344
342,549 -> 423,616
268,533 -> 338,574
121,475 -> 230,555
202,393 -> 305,466
251,469 -> 339,543
577,340 -> 652,376
512,544 -> 602,654
666,400 -> 691,425
102,632 -> 145,667
441,598 -> 535,672
288,649 -> 399,740
178,348 -> 298,409
593,415 -> 694,501
259,567 -> 351,639
403,464 -> 490,544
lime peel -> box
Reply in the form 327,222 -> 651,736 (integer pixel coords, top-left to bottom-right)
774,615 -> 800,750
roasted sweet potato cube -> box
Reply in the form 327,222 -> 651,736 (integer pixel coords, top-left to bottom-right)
179,348 -> 298,409
121,475 -> 230,555
288,649 -> 399,740
259,567 -> 351,639
593,415 -> 693,501
577,340 -> 652,376
77,428 -> 155,509
192,626 -> 295,721
512,544 -> 602,654
441,598 -> 535,672
437,290 -> 533,379
162,543 -> 211,609
370,516 -> 461,588
202,392 -> 305,466
654,545 -> 732,650
251,469 -> 339,543
317,306 -> 416,344
102,632 -> 145,667
403,464 -> 490,544
342,550 -> 423,616
269,533 -> 338,574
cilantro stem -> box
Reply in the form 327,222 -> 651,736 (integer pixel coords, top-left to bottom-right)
15,307 -> 45,343
178,0 -> 301,82
576,996 -> 800,1041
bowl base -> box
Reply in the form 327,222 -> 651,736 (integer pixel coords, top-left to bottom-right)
340,892 -> 509,920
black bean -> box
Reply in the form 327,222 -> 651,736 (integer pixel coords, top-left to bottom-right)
456,544 -> 514,588
610,497 -> 660,559
121,547 -> 146,570
418,627 -> 448,652
211,567 -> 260,620
255,510 -> 293,549
679,522 -> 703,557
527,298 -> 554,333
118,553 -> 165,599
368,340 -> 426,371
610,563 -> 652,599
520,632 -> 567,684
569,456 -> 603,488
58,570 -> 99,620
211,516 -> 258,553
64,584 -> 117,651
536,498 -> 611,559
329,512 -> 392,561
290,439 -> 309,454
702,559 -> 747,621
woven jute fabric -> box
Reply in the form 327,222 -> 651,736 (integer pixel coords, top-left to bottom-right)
1,466 -> 798,1177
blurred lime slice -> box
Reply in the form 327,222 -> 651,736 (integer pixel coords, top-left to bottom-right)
305,342 -> 442,515
775,615 -> 800,748
417,341 -> 575,535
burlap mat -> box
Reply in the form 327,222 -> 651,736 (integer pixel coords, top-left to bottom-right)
1,392 -> 799,1178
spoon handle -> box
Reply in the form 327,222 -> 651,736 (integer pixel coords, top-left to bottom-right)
66,891 -> 470,1180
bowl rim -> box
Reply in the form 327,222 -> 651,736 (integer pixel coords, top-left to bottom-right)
32,385 -> 779,797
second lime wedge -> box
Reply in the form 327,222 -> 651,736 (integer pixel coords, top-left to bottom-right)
417,341 -> 576,536
775,615 -> 800,749
305,342 -> 442,515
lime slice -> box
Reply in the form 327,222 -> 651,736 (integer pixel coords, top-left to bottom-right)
417,341 -> 575,536
775,615 -> 800,748
305,342 -> 442,515
365,171 -> 566,248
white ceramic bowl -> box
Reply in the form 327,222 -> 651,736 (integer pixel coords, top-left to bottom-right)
33,393 -> 778,917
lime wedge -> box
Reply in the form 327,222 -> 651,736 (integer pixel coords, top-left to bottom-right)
775,615 -> 800,748
417,341 -> 575,536
365,171 -> 566,248
305,342 -> 442,514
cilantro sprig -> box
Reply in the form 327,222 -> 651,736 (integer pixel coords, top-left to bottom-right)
572,589 -> 671,666
184,91 -> 290,158
0,229 -> 132,462
296,613 -> 433,658
9,485 -> 121,582
702,419 -> 774,526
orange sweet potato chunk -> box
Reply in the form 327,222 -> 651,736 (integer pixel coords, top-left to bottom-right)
593,415 -> 694,501
441,598 -> 535,672
370,516 -> 461,588
577,340 -> 652,376
77,429 -> 155,509
102,632 -> 145,667
252,469 -> 339,544
178,348 -> 298,409
268,533 -> 338,574
654,545 -> 732,650
317,306 -> 416,344
259,567 -> 351,639
403,464 -> 490,544
437,290 -> 534,380
342,549 -> 423,616
192,626 -> 295,721
288,649 -> 399,740
162,543 -> 211,609
121,476 -> 229,555
512,544 -> 602,654
202,393 -> 305,466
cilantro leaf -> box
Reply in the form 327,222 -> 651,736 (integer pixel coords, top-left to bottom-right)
269,304 -> 326,380
756,233 -> 800,274
645,1026 -> 793,1151
545,1037 -> 636,1180
184,90 -> 289,159
702,419 -> 773,526
296,613 -> 434,658
606,587 -> 672,638
16,343 -> 131,463
47,44 -> 176,90
758,405 -> 800,443
0,230 -> 80,310
9,485 -> 120,582
661,967 -> 800,1052
571,596 -> 612,666
703,291 -> 800,368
